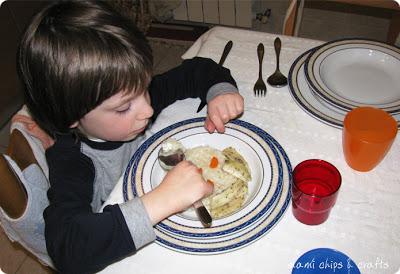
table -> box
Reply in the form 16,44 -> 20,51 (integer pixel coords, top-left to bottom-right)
101,26 -> 400,274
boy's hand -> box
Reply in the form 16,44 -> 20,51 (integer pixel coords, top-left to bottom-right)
205,92 -> 244,133
160,161 -> 213,210
142,161 -> 214,224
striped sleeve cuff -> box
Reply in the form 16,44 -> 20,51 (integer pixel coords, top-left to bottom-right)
119,198 -> 156,249
206,82 -> 238,102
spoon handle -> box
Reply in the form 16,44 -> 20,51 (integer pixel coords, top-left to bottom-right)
194,200 -> 212,228
274,37 -> 281,71
257,43 -> 264,78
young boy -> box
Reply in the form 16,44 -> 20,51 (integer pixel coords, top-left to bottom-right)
18,1 -> 243,273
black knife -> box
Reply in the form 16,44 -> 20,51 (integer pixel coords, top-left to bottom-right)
196,40 -> 233,113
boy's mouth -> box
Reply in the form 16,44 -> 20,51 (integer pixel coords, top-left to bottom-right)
132,124 -> 148,134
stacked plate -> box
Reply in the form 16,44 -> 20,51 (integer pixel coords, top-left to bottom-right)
288,38 -> 400,128
123,117 -> 292,254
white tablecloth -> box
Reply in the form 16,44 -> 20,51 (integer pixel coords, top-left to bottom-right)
101,27 -> 400,274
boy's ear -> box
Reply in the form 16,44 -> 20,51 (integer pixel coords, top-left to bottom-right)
70,121 -> 79,128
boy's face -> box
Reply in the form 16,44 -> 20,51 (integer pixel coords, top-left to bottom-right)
74,90 -> 154,141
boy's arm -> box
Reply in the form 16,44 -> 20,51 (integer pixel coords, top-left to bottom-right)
44,136 -> 154,273
149,57 -> 238,119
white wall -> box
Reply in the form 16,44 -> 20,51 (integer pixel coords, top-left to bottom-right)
173,0 -> 252,28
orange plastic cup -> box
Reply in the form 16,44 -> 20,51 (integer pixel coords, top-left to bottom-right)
343,107 -> 397,172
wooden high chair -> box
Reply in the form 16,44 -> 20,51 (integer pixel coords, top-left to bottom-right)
0,129 -> 34,219
0,127 -> 54,272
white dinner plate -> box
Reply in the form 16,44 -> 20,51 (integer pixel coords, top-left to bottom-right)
123,118 -> 292,254
289,49 -> 345,128
154,139 -> 291,254
289,48 -> 400,128
305,39 -> 400,112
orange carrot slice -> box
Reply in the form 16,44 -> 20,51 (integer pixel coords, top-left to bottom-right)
209,156 -> 219,168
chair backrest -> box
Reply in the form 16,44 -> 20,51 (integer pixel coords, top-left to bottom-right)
282,0 -> 400,45
7,128 -> 39,170
0,125 -> 54,268
0,129 -> 36,219
283,0 -> 304,37
0,154 -> 27,219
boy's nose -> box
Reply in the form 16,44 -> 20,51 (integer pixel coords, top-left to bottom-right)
138,103 -> 153,120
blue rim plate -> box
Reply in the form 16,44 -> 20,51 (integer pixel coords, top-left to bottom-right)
292,248 -> 361,274
122,118 -> 292,254
288,48 -> 400,128
305,39 -> 400,113
289,48 -> 344,128
124,118 -> 281,237
153,135 -> 291,254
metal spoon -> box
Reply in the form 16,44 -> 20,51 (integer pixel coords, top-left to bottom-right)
158,147 -> 212,228
267,37 -> 288,87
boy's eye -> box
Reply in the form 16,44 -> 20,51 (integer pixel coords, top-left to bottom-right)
115,103 -> 131,115
116,108 -> 129,114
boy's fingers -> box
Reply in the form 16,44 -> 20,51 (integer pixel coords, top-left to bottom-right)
204,116 -> 216,133
228,103 -> 239,119
215,104 -> 231,123
236,96 -> 244,113
210,114 -> 225,133
204,179 -> 214,195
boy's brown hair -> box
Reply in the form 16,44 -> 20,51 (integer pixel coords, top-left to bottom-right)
18,0 -> 153,137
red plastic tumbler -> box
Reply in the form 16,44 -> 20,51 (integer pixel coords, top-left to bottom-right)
292,159 -> 341,225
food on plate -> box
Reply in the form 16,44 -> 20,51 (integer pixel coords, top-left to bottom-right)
222,147 -> 252,182
160,138 -> 252,218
